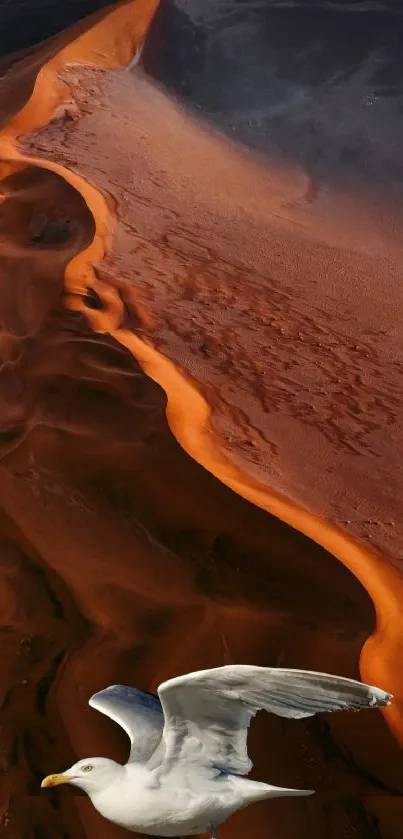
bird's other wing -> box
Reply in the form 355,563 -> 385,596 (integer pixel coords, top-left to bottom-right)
152,665 -> 392,776
89,685 -> 164,763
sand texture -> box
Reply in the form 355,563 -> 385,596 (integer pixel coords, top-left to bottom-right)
0,1 -> 402,837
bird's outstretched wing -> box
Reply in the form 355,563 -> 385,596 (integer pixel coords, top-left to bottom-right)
152,665 -> 392,776
89,685 -> 164,763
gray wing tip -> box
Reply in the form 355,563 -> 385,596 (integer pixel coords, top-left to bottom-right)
89,686 -> 117,706
89,684 -> 163,713
89,684 -> 128,710
369,688 -> 393,707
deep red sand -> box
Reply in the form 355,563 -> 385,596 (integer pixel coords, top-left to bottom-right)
0,1 -> 403,838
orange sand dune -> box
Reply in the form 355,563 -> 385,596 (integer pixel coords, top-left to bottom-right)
0,1 -> 403,838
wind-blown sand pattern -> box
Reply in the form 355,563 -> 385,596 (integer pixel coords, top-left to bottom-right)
0,1 -> 403,837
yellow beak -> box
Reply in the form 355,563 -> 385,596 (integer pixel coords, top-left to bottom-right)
41,773 -> 71,788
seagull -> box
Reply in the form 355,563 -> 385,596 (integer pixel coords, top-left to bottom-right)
41,665 -> 392,836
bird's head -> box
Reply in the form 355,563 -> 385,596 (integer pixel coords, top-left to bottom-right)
41,757 -> 123,795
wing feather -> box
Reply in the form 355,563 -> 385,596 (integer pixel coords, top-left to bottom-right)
89,685 -> 164,763
154,665 -> 392,776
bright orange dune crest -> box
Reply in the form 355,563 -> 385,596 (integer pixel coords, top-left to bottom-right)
0,1 -> 403,838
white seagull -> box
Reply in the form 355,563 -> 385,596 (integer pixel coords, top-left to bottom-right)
42,665 -> 392,836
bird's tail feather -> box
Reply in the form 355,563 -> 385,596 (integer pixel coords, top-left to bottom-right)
238,778 -> 314,804
263,784 -> 314,799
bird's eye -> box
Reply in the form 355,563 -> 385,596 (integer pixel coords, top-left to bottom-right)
81,764 -> 93,773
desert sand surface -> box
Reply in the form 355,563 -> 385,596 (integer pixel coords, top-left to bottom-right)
0,0 -> 403,837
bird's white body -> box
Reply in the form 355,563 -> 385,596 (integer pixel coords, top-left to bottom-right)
92,764 -> 241,835
41,665 -> 392,836
90,763 -> 308,836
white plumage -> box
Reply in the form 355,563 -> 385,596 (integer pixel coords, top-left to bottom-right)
41,665 -> 392,836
